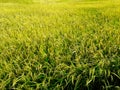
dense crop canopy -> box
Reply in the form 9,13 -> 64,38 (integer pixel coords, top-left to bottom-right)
0,0 -> 120,89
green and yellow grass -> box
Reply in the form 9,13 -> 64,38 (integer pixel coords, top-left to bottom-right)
0,0 -> 120,89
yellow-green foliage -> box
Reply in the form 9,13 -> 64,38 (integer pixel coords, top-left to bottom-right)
0,0 -> 120,89
0,0 -> 33,3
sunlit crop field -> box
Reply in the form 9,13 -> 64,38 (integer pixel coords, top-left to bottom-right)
0,0 -> 120,89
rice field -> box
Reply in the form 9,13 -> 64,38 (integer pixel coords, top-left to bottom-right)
0,0 -> 120,89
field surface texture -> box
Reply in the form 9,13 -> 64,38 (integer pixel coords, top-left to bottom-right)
0,0 -> 120,90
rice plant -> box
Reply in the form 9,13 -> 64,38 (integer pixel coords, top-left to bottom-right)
0,0 -> 120,89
